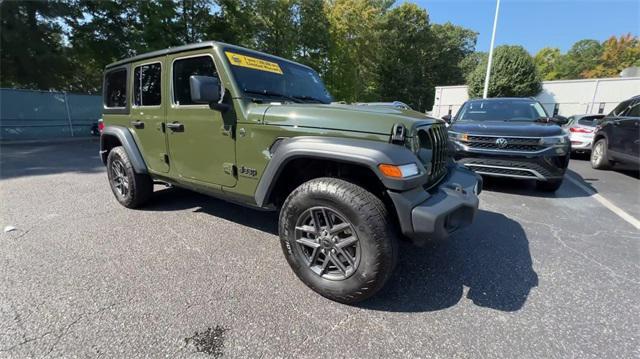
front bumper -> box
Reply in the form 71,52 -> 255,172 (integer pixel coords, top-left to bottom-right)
451,142 -> 570,181
388,164 -> 481,246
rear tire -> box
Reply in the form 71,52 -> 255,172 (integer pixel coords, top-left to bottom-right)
106,146 -> 153,208
591,138 -> 612,170
279,177 -> 398,304
536,178 -> 563,192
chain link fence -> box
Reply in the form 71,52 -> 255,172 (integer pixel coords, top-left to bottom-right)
0,88 -> 101,141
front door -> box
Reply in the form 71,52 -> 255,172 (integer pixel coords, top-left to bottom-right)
166,52 -> 236,187
129,60 -> 169,173
618,100 -> 640,160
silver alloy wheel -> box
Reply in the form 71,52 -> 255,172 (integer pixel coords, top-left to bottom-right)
294,206 -> 361,280
592,141 -> 603,165
111,160 -> 129,197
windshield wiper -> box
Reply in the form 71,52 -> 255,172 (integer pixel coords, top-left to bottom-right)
292,95 -> 326,103
243,88 -> 302,103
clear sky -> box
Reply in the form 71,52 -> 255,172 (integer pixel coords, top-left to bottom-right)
410,0 -> 640,54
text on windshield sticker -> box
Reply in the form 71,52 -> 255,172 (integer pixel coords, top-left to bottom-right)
225,51 -> 283,75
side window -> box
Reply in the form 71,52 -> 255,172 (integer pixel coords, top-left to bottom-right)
104,69 -> 127,108
609,100 -> 631,117
172,56 -> 217,106
133,63 -> 162,106
625,101 -> 640,118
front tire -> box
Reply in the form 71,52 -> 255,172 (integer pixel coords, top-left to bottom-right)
591,138 -> 612,170
279,178 -> 398,304
106,146 -> 153,208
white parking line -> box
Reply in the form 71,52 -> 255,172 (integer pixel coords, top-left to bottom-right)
566,175 -> 640,230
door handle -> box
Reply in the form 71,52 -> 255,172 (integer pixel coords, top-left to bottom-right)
166,122 -> 184,132
131,120 -> 144,129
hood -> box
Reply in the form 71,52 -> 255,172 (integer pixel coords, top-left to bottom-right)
260,103 -> 438,136
449,120 -> 564,137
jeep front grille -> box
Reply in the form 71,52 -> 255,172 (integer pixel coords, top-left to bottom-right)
418,124 -> 448,185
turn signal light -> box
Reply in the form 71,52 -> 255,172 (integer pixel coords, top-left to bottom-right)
378,163 -> 420,178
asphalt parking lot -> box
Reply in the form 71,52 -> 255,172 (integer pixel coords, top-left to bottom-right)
1,140 -> 638,358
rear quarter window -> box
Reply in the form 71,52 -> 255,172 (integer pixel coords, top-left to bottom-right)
104,69 -> 127,108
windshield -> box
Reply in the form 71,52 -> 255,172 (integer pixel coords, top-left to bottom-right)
224,48 -> 333,104
456,99 -> 548,122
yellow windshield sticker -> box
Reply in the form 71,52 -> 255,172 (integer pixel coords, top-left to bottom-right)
225,51 -> 283,75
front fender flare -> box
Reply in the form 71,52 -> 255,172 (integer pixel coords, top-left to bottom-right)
100,126 -> 148,174
254,136 -> 428,207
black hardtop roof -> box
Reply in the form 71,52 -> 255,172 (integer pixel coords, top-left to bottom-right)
105,41 -> 312,70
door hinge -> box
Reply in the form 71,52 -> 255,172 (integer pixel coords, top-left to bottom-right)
223,162 -> 236,176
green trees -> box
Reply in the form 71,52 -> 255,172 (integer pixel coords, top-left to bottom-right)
534,47 -> 562,80
374,3 -> 431,110
0,0 -> 477,111
533,35 -> 640,80
467,45 -> 541,98
0,0 -> 75,90
583,34 -> 640,78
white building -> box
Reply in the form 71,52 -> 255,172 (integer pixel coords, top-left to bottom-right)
430,76 -> 640,118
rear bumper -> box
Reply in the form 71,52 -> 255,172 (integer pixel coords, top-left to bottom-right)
569,133 -> 594,151
388,164 -> 481,246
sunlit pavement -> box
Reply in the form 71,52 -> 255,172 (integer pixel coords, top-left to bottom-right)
1,141 -> 638,358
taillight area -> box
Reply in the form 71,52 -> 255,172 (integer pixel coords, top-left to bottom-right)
569,127 -> 593,134
98,119 -> 105,133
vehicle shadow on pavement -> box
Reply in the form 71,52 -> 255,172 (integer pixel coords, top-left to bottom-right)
481,176 -> 589,199
0,140 -> 104,180
144,187 -> 279,235
362,210 -> 538,313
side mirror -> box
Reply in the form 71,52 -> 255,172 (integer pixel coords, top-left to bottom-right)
441,114 -> 452,123
552,115 -> 568,125
189,75 -> 221,104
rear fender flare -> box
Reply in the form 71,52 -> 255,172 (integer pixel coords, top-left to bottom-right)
100,126 -> 148,174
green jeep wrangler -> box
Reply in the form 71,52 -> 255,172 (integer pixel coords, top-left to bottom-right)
100,42 -> 481,303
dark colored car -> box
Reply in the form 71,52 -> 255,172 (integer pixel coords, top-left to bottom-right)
446,97 -> 570,192
591,95 -> 640,170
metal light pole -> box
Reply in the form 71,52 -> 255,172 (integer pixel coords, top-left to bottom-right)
483,0 -> 501,99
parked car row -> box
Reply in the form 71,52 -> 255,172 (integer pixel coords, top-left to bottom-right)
98,40 -> 636,303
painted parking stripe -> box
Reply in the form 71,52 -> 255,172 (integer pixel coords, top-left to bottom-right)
566,175 -> 640,230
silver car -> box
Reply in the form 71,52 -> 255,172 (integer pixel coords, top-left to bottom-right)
563,114 -> 604,152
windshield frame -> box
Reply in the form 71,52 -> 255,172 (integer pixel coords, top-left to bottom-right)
454,99 -> 550,123
222,47 -> 333,104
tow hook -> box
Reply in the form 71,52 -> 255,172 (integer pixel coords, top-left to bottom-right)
448,183 -> 466,195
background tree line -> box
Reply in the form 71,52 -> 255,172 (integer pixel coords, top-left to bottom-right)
1,1 -> 637,111
0,0 -> 476,111
534,35 -> 640,81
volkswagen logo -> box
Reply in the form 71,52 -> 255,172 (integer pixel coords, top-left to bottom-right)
495,138 -> 508,148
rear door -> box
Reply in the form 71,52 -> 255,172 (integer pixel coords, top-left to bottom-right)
129,60 -> 169,173
165,52 -> 236,187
